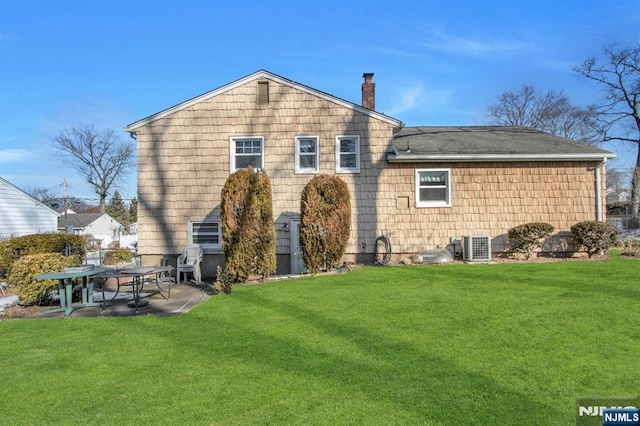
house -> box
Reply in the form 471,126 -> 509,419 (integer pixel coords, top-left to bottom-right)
125,70 -> 615,276
0,177 -> 60,239
58,212 -> 125,248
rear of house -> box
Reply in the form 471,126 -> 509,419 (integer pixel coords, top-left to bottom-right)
126,71 -> 615,277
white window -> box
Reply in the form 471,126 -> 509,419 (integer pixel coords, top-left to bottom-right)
416,169 -> 451,207
188,219 -> 221,249
230,136 -> 264,172
295,136 -> 319,173
335,135 -> 360,173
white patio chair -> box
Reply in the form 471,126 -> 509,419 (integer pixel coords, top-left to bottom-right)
176,244 -> 203,284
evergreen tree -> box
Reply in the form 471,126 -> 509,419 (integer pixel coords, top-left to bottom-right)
300,175 -> 351,273
220,167 -> 276,282
106,191 -> 129,226
129,197 -> 138,224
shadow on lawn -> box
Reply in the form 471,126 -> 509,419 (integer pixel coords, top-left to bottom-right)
146,290 -> 567,423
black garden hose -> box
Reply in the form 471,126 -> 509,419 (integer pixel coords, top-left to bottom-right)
375,235 -> 392,265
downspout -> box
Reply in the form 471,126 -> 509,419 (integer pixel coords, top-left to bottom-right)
594,159 -> 606,222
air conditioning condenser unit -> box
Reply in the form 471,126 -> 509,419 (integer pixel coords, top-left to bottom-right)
463,236 -> 491,261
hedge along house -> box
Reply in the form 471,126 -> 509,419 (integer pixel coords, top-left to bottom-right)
126,70 -> 615,277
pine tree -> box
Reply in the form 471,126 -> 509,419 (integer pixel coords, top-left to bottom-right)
129,197 -> 138,224
106,191 -> 129,227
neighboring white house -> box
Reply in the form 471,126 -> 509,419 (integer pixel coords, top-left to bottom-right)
0,177 -> 60,239
58,213 -> 125,248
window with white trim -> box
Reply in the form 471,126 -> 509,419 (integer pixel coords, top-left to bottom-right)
188,219 -> 221,249
230,136 -> 264,172
416,169 -> 451,207
295,136 -> 319,173
335,135 -> 360,173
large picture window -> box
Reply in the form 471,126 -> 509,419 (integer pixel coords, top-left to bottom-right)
295,136 -> 319,173
230,136 -> 264,172
335,135 -> 360,173
416,169 -> 451,207
188,219 -> 221,249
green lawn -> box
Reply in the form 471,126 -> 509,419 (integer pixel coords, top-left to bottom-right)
1,253 -> 638,425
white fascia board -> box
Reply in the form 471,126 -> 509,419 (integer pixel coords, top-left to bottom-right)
125,70 -> 402,132
387,152 -> 616,163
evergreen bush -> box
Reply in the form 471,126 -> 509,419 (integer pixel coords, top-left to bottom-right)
0,233 -> 86,277
300,175 -> 351,274
220,167 -> 276,282
570,221 -> 618,258
7,253 -> 80,305
508,222 -> 555,260
103,248 -> 134,265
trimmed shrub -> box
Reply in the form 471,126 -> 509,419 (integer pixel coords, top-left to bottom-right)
103,248 -> 134,265
7,253 -> 81,305
0,233 -> 86,277
300,175 -> 351,274
571,221 -> 618,258
220,167 -> 276,282
508,222 -> 555,260
214,265 -> 235,294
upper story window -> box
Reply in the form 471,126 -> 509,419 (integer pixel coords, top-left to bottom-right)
295,136 -> 319,174
230,136 -> 264,172
188,219 -> 221,249
335,135 -> 360,173
416,169 -> 451,207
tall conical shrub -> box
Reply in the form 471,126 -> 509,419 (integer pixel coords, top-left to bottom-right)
300,175 -> 351,273
220,167 -> 276,281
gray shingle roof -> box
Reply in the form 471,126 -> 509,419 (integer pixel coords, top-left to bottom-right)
58,213 -> 105,229
389,126 -> 615,162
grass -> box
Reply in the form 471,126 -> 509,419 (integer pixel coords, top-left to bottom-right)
1,253 -> 638,425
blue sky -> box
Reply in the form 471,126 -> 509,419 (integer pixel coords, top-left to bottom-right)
1,0 -> 639,204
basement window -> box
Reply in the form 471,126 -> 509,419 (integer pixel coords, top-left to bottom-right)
188,219 -> 221,249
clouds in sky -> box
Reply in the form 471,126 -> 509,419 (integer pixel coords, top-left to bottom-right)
417,26 -> 533,58
0,148 -> 30,163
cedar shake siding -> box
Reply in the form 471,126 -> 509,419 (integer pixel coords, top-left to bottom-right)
377,161 -> 605,257
129,72 -> 400,274
127,71 -> 615,276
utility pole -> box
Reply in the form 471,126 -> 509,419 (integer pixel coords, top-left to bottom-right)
63,178 -> 68,232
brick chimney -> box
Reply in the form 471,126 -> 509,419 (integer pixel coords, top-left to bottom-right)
362,73 -> 375,110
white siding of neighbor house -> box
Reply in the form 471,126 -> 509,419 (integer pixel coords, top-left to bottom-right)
0,178 -> 60,239
81,214 -> 123,248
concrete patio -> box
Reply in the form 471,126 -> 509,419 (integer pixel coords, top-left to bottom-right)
1,278 -> 217,319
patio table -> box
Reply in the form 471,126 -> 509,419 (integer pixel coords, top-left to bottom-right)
98,266 -> 173,314
34,266 -> 109,316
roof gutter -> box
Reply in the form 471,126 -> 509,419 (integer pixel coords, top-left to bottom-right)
386,153 -> 617,163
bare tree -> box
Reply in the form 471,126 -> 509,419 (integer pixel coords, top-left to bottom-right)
575,44 -> 640,217
486,84 -> 599,144
52,125 -> 135,212
26,186 -> 59,207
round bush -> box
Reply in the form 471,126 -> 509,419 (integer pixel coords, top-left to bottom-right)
508,222 -> 554,260
7,253 -> 80,305
570,221 -> 618,258
103,248 -> 134,265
